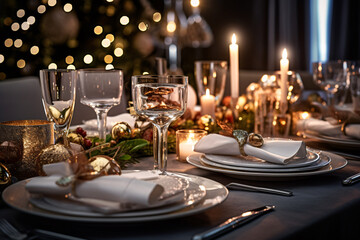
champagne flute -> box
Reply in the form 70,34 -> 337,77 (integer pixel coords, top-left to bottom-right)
40,69 -> 76,143
132,75 -> 188,174
78,69 -> 123,141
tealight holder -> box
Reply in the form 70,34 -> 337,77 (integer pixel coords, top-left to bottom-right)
176,129 -> 207,162
0,120 -> 54,180
272,113 -> 291,137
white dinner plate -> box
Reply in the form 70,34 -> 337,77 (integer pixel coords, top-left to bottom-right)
204,150 -> 320,169
303,131 -> 360,148
187,152 -> 347,181
200,154 -> 330,173
2,171 -> 228,222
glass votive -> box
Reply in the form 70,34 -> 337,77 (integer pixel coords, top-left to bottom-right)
176,129 -> 207,162
272,114 -> 291,137
291,111 -> 311,136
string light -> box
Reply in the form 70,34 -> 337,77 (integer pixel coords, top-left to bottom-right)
114,48 -> 123,57
3,17 -> 12,26
101,38 -> 111,48
11,22 -> 20,31
48,63 -> 57,69
120,16 -> 129,25
104,55 -> 113,63
21,22 -> 30,31
83,54 -> 93,64
37,5 -> 46,14
0,54 -> 4,64
17,9 -> 25,18
105,64 -> 114,70
138,22 -> 148,31
14,39 -> 23,48
4,38 -> 13,48
65,55 -> 74,64
30,46 -> 39,55
64,3 -> 73,12
17,59 -> 26,68
27,16 -> 35,25
48,0 -> 57,7
94,26 -> 103,35
153,12 -> 161,22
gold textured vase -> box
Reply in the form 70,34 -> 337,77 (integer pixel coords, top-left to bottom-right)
0,120 -> 54,180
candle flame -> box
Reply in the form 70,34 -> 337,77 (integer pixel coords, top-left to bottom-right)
205,88 -> 210,96
300,111 -> 310,119
261,74 -> 268,82
190,0 -> 200,7
231,34 -> 236,44
282,48 -> 288,59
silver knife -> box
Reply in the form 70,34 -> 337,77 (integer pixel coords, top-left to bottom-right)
192,205 -> 275,240
33,229 -> 87,240
342,173 -> 360,185
226,183 -> 293,197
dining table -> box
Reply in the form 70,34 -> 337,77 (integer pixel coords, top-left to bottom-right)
0,138 -> 360,240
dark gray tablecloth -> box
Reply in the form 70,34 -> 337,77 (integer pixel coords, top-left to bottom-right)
1,146 -> 360,240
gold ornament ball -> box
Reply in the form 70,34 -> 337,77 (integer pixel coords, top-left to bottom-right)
111,122 -> 132,141
67,132 -> 84,145
88,155 -> 121,176
36,144 -> 73,175
248,133 -> 264,147
197,115 -> 215,130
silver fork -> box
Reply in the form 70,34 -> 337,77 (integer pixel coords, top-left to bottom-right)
0,219 -> 27,240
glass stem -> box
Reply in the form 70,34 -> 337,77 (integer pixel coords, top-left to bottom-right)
95,109 -> 109,141
54,128 -> 69,146
153,123 -> 170,174
327,92 -> 334,107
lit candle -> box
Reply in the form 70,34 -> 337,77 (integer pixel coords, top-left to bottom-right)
200,88 -> 215,118
229,33 -> 239,102
280,48 -> 289,109
179,133 -> 196,161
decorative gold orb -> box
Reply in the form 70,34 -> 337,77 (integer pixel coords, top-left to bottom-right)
67,132 -> 84,145
36,144 -> 73,175
248,133 -> 264,147
111,122 -> 132,141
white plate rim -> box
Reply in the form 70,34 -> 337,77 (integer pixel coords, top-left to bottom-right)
199,154 -> 330,173
187,152 -> 347,179
1,171 -> 228,223
304,132 -> 360,147
204,150 -> 320,169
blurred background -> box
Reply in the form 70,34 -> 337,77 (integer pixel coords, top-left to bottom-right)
0,0 -> 359,85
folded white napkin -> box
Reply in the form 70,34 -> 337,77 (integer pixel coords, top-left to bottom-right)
297,118 -> 360,140
297,118 -> 342,136
194,134 -> 306,164
83,113 -> 136,130
26,162 -> 184,211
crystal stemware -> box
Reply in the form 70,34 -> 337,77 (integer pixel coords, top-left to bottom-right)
78,69 -> 123,141
312,61 -> 349,106
194,61 -> 227,106
39,69 -> 76,143
132,75 -> 188,174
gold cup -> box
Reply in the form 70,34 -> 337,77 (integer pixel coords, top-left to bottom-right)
0,120 -> 54,180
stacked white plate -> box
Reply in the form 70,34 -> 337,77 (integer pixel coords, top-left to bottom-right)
187,150 -> 348,181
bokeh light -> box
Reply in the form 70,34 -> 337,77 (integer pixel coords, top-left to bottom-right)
67,64 -> 76,70
120,16 -> 129,25
153,12 -> 161,22
17,59 -> 26,68
30,46 -> 39,55
21,22 -> 30,30
105,64 -> 114,70
84,54 -> 93,64
64,3 -> 73,12
48,0 -> 57,7
48,63 -> 57,69
27,16 -> 36,25
94,26 -> 103,35
104,55 -> 113,63
37,5 -> 46,14
138,22 -> 147,31
101,38 -> 111,48
14,39 -> 23,48
190,0 -> 200,7
65,55 -> 74,64
0,54 -> 4,64
106,34 -> 115,42
114,48 -> 123,57
11,22 -> 20,31
4,38 -> 13,48
17,9 -> 25,18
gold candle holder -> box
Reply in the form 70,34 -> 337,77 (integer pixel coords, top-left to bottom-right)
176,129 -> 207,162
0,120 -> 54,180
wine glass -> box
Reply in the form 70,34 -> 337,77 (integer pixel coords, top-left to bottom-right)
39,69 -> 76,143
312,61 -> 349,106
78,69 -> 123,141
132,75 -> 188,174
